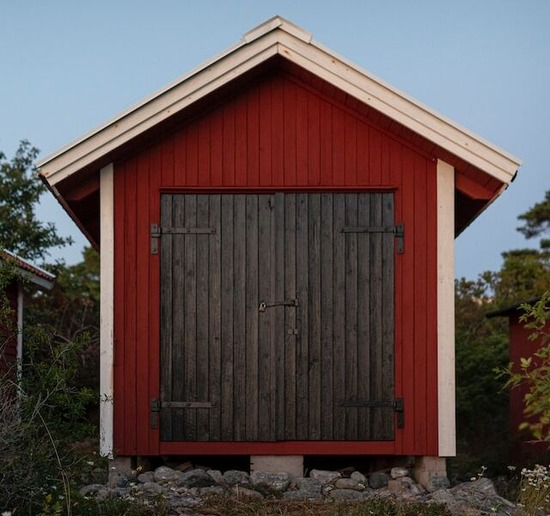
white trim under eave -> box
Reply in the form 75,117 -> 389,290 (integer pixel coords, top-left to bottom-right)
437,159 -> 456,457
99,163 -> 114,458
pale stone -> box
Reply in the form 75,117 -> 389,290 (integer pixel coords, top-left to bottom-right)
154,466 -> 183,484
390,467 -> 409,479
350,471 -> 367,484
283,477 -> 323,499
250,471 -> 291,492
335,478 -> 365,491
223,469 -> 250,486
206,469 -> 224,484
310,469 -> 341,485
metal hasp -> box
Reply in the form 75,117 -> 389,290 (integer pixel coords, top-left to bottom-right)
342,223 -> 405,254
258,298 -> 299,312
151,223 -> 216,254
339,397 -> 404,428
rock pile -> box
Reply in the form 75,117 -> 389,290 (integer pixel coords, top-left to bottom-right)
80,465 -> 517,515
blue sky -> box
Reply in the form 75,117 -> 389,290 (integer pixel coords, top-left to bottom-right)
1,0 -> 548,279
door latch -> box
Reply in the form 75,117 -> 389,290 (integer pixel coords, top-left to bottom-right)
258,299 -> 299,312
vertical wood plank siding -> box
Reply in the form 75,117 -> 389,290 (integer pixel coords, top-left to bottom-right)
113,71 -> 438,456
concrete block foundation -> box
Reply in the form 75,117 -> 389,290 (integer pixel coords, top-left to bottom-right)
413,456 -> 448,489
250,455 -> 304,477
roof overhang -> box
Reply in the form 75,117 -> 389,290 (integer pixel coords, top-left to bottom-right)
1,250 -> 56,290
38,16 -> 521,188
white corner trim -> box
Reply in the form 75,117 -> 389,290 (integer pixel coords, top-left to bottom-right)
16,283 -> 24,385
437,159 -> 456,457
100,163 -> 114,458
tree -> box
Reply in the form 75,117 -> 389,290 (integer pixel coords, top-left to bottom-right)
493,248 -> 550,307
0,140 -> 72,261
453,275 -> 510,477
517,190 -> 550,248
26,246 -> 100,392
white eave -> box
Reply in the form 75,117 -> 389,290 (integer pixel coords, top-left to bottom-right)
1,250 -> 56,290
38,16 -> 521,186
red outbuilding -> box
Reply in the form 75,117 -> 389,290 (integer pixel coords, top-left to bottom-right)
488,300 -> 550,460
38,17 -> 521,483
1,250 -> 55,376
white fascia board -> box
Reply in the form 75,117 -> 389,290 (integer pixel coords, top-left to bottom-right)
437,159 -> 456,457
38,18 -> 521,187
278,35 -> 521,183
99,163 -> 114,458
244,15 -> 312,43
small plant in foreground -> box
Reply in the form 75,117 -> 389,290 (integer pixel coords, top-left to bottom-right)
517,464 -> 550,515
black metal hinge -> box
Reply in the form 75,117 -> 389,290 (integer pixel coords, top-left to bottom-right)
339,397 -> 404,429
342,223 -> 405,254
151,224 -> 217,254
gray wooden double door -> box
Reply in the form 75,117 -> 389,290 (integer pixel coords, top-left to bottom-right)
160,192 -> 395,442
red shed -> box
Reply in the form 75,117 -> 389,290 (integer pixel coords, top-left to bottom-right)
1,250 -> 55,376
488,300 -> 550,459
38,17 -> 521,482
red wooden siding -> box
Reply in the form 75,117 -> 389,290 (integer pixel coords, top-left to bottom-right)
113,70 -> 438,457
508,312 -> 549,457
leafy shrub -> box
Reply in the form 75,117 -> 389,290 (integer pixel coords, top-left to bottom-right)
501,292 -> 550,441
0,263 -> 97,514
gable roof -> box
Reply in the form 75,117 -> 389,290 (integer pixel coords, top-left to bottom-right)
1,250 -> 56,290
38,16 -> 521,188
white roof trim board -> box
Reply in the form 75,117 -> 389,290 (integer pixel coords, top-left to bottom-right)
38,16 -> 521,186
1,249 -> 56,290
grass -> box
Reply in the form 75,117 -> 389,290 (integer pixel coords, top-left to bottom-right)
197,495 -> 453,516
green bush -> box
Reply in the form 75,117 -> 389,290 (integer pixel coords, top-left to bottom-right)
0,264 -> 97,514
